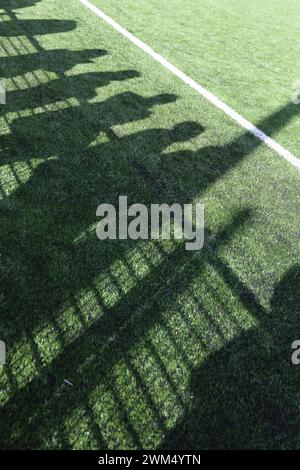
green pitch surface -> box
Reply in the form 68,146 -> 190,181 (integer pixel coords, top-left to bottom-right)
0,0 -> 299,449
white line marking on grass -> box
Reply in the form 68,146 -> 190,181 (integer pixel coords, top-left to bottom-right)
64,379 -> 74,386
79,0 -> 300,171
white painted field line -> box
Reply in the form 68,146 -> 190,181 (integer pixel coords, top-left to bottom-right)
79,0 -> 300,171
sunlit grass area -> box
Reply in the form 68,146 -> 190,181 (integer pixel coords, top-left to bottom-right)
0,0 -> 299,450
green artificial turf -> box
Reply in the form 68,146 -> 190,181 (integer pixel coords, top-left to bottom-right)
94,0 -> 300,157
0,0 -> 299,450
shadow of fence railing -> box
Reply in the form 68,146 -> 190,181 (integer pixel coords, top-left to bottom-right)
0,0 -> 300,450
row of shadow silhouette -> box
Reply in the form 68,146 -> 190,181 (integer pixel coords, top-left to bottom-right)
1,0 -> 300,450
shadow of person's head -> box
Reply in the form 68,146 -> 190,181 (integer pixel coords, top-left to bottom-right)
270,265 -> 300,332
171,121 -> 204,142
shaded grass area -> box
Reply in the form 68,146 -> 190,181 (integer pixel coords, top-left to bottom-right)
0,0 -> 300,449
